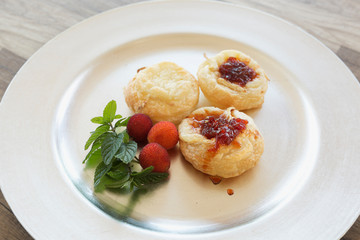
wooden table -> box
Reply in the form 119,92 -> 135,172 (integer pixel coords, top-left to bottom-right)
0,0 -> 359,239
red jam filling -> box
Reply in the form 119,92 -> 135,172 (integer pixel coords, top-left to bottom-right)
209,176 -> 222,185
194,114 -> 248,151
219,57 -> 257,87
227,188 -> 234,196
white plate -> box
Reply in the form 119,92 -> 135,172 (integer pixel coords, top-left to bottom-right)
1,0 -> 360,239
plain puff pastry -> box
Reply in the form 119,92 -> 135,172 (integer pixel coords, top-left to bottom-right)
197,50 -> 269,110
124,62 -> 199,124
178,107 -> 264,178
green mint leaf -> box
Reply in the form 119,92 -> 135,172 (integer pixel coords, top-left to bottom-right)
146,172 -> 169,183
105,162 -> 130,189
128,180 -> 135,192
121,180 -> 134,192
105,175 -> 130,189
115,141 -> 137,164
91,116 -> 105,124
94,161 -> 113,191
103,100 -> 117,123
84,148 -> 102,167
83,132 -> 110,163
101,132 -> 124,165
133,170 -> 169,188
83,147 -> 100,164
131,166 -> 154,177
84,124 -> 110,150
123,132 -> 130,144
115,116 -> 130,128
114,114 -> 122,119
107,162 -> 129,180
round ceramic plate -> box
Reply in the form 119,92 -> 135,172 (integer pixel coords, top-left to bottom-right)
1,1 -> 359,239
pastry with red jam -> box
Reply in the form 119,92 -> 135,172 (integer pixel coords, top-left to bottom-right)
178,107 -> 264,178
197,50 -> 269,110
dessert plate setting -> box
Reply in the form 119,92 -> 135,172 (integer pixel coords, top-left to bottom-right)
0,0 -> 360,239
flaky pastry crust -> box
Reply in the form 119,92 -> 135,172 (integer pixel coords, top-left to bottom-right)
197,50 -> 269,110
179,107 -> 264,178
124,62 -> 199,125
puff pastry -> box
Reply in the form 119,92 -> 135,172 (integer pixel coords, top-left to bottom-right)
197,50 -> 269,110
124,62 -> 199,124
178,107 -> 264,178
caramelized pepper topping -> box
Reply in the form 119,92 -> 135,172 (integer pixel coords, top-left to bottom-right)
195,114 -> 248,151
219,57 -> 257,87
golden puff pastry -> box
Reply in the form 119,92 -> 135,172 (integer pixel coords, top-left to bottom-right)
197,50 -> 269,110
124,62 -> 199,125
178,107 -> 264,178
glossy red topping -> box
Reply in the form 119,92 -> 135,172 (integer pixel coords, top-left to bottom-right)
209,176 -> 222,185
195,114 -> 248,151
227,188 -> 234,196
219,57 -> 257,87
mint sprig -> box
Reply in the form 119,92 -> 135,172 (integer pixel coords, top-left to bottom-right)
115,141 -> 137,164
83,100 -> 169,192
101,132 -> 124,165
84,124 -> 110,150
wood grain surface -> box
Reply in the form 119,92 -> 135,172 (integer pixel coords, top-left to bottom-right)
0,0 -> 359,239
